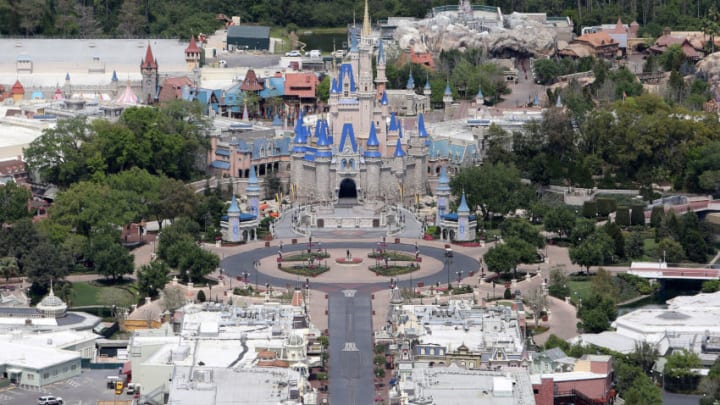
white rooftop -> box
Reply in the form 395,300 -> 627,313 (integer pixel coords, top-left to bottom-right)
0,341 -> 80,369
0,330 -> 97,349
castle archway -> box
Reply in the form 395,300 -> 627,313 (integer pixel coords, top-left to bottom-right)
338,178 -> 357,199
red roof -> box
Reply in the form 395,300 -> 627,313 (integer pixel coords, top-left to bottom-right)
284,73 -> 317,98
185,36 -> 200,54
11,80 -> 24,95
141,44 -> 158,70
158,76 -> 194,102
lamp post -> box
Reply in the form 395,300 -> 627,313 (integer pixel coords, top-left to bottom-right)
254,260 -> 260,292
444,249 -> 453,289
456,270 -> 463,286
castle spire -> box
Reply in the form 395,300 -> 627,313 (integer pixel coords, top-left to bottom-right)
362,0 -> 372,37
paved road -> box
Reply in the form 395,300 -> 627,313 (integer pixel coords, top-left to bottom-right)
327,289 -> 374,405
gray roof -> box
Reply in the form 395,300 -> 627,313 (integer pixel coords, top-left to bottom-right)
227,25 -> 271,39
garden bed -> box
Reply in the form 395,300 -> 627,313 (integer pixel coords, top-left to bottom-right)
368,250 -> 418,261
281,251 -> 330,262
335,257 -> 363,264
279,265 -> 330,277
369,263 -> 420,277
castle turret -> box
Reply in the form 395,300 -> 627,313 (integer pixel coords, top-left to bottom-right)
436,165 -> 450,225
227,194 -> 242,242
475,87 -> 484,106
247,165 -> 261,219
364,123 -> 382,201
443,80 -> 453,120
393,137 -> 406,203
63,73 -> 71,96
423,73 -> 432,112
185,35 -> 201,71
141,43 -> 159,104
375,40 -> 387,98
456,191 -> 471,241
555,94 -> 562,108
408,113 -> 429,197
315,120 -> 333,202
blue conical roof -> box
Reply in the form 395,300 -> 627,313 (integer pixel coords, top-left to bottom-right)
424,73 -> 431,90
367,123 -> 379,147
555,94 -> 562,107
534,95 -> 540,106
294,110 -> 304,133
458,192 -> 470,213
389,112 -> 398,131
406,71 -> 415,90
393,138 -> 405,157
417,113 -> 428,138
444,81 -> 452,96
228,194 -> 241,213
111,70 -> 118,82
247,165 -> 260,193
380,90 -> 388,105
317,121 -> 331,147
476,87 -> 483,99
330,78 -> 338,94
65,73 -> 70,81
377,40 -> 385,64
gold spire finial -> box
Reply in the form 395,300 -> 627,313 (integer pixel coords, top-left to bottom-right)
362,0 -> 371,37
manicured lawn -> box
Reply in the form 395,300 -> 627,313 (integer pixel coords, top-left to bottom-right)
71,281 -> 136,307
642,238 -> 658,260
567,280 -> 593,304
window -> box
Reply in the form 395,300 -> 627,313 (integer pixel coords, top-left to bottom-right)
71,365 -> 77,370
43,373 -> 49,379
27,374 -> 34,380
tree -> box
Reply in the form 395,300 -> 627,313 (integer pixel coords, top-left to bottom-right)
543,206 -> 576,238
137,261 -> 170,298
0,181 -> 32,223
484,243 -> 518,275
92,242 -> 134,281
570,218 -> 597,246
577,292 -> 616,333
570,231 -> 614,270
24,241 -> 73,292
533,59 -> 561,85
117,0 -> 146,36
625,231 -> 645,259
450,163 -> 532,221
525,286 -> 547,327
0,257 -> 19,282
623,372 -> 662,405
178,246 -> 219,283
657,237 -> 685,263
628,341 -> 660,374
701,6 -> 720,53
548,268 -> 570,298
500,218 -> 544,248
24,116 -> 95,186
161,286 -> 186,313
196,289 -> 206,302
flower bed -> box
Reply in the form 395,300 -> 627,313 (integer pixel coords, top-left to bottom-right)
368,250 -> 417,261
281,251 -> 331,262
452,241 -> 481,247
279,264 -> 330,277
335,257 -> 363,264
369,263 -> 420,277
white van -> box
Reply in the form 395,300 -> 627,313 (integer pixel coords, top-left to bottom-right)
308,50 -> 321,58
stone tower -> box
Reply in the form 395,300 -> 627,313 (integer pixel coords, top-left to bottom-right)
364,123 -> 382,200
375,40 -> 387,98
290,113 -> 308,201
185,35 -> 201,71
315,121 -> 332,202
393,137 -> 406,204
436,165 -> 450,225
408,113 -> 429,197
141,44 -> 159,105
443,80 -> 453,120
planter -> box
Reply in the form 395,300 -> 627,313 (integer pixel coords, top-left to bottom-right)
542,315 -> 549,322
265,241 -> 270,247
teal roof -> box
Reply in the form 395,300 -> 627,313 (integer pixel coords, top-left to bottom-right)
259,76 -> 285,98
111,70 -> 118,82
458,192 -> 470,213
444,81 -> 452,96
228,194 -> 241,213
476,87 -> 483,99
406,71 -> 415,90
424,73 -> 431,90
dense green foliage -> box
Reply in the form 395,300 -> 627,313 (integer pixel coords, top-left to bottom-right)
1,0 -> 717,39
25,101 -> 209,187
0,181 -> 32,223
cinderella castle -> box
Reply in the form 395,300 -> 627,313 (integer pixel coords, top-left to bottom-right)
289,1 -> 429,205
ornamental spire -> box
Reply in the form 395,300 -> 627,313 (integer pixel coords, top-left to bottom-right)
362,0 -> 371,37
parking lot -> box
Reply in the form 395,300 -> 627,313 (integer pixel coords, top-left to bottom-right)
0,369 -> 128,405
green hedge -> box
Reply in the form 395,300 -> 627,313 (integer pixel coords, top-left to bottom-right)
596,198 -> 617,216
616,206 -> 630,226
630,204 -> 646,226
582,201 -> 597,218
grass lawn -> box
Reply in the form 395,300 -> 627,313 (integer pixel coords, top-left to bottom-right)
71,281 -> 136,308
568,280 -> 593,304
642,238 -> 658,259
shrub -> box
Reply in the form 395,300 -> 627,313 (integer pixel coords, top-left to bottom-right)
596,198 -> 617,216
616,206 -> 630,226
650,206 -> 665,228
630,204 -> 646,226
504,288 -> 512,299
582,201 -> 597,218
